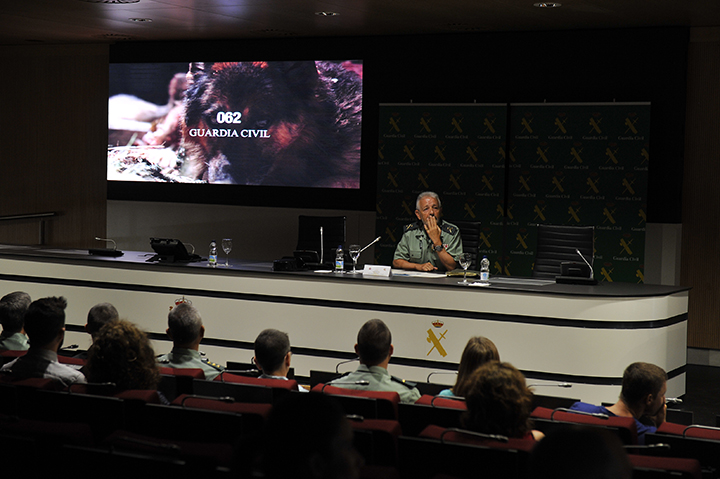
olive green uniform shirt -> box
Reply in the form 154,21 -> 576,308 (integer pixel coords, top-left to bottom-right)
157,347 -> 225,380
0,332 -> 30,351
393,220 -> 463,270
328,364 -> 421,404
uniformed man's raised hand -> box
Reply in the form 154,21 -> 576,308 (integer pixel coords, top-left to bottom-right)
423,215 -> 442,245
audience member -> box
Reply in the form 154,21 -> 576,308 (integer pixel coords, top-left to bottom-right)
569,362 -> 667,444
462,361 -> 544,440
328,318 -> 421,403
437,336 -> 499,398
260,393 -> 362,479
0,291 -> 31,351
0,296 -> 86,386
73,302 -> 120,359
253,328 -> 307,391
156,302 -> 225,380
530,426 -> 632,479
84,319 -> 161,392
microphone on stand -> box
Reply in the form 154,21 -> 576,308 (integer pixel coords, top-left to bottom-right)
575,248 -> 594,280
89,237 -> 124,257
359,236 -> 381,255
527,382 -> 573,388
321,380 -> 370,392
335,357 -> 359,373
320,226 -> 324,265
59,344 -> 79,351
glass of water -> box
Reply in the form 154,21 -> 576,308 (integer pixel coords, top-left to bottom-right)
221,238 -> 232,267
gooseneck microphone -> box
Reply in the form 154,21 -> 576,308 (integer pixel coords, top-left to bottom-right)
321,380 -> 370,392
335,357 -> 359,373
89,237 -> 124,257
359,236 -> 382,255
575,248 -> 594,279
320,226 -> 324,265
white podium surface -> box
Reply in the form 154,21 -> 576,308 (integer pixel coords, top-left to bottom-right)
0,245 -> 688,404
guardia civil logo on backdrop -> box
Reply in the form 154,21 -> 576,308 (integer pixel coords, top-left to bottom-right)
376,102 -> 649,283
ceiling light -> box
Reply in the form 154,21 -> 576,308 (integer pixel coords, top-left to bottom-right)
315,11 -> 340,16
77,0 -> 140,3
533,2 -> 562,7
129,18 -> 153,22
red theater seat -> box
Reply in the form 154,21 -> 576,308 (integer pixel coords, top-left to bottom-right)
628,454 -> 702,479
531,406 -> 638,445
311,383 -> 400,419
172,393 -> 272,418
349,418 -> 402,466
415,394 -> 467,410
419,424 -> 537,452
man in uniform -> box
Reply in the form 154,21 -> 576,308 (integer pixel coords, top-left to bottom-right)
253,328 -> 307,392
156,301 -> 225,380
0,296 -> 86,386
393,191 -> 463,271
328,318 -> 421,404
0,291 -> 31,351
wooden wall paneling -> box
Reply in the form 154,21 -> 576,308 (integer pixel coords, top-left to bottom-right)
681,35 -> 720,349
0,44 -> 108,248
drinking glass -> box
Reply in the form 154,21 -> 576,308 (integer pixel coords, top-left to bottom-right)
457,253 -> 471,284
221,238 -> 232,267
348,244 -> 361,274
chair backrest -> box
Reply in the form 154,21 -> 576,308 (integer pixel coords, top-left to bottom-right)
628,454 -> 702,479
172,393 -> 273,418
531,407 -> 638,445
296,215 -> 347,262
452,220 -> 481,269
194,373 -> 299,404
349,418 -> 402,466
415,394 -> 467,410
398,434 -> 531,479
311,384 -> 400,419
158,367 -> 206,401
419,424 -> 537,452
398,400 -> 465,437
646,422 -> 720,474
532,224 -> 594,278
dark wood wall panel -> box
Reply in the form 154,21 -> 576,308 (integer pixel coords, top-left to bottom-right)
0,44 -> 108,248
682,38 -> 720,348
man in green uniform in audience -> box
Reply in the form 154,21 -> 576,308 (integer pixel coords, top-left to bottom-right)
157,301 -> 225,380
328,318 -> 421,404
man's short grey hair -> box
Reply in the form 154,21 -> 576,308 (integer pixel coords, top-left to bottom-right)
416,191 -> 441,211
167,302 -> 203,345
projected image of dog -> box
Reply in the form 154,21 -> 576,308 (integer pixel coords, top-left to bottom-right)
181,61 -> 362,187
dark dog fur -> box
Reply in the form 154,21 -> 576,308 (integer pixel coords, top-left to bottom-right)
181,61 -> 362,187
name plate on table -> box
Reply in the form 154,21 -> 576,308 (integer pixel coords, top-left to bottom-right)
363,265 -> 391,277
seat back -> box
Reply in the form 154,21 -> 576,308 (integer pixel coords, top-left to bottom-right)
645,422 -> 720,474
296,215 -> 347,263
311,384 -> 400,419
628,454 -> 702,479
349,418 -> 402,466
531,407 -> 638,445
397,435 -> 531,479
532,224 -> 594,278
398,399 -> 465,437
452,220 -> 481,269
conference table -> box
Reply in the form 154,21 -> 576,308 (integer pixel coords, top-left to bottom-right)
0,245 -> 688,404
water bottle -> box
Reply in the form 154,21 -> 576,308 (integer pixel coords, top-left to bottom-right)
335,245 -> 344,273
479,255 -> 490,283
209,240 -> 218,267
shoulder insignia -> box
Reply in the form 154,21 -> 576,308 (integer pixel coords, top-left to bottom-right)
440,222 -> 457,235
404,222 -> 422,233
391,375 -> 417,388
202,358 -> 225,371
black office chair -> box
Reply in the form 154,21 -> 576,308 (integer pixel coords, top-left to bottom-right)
295,215 -> 346,266
532,224 -> 594,279
452,220 -> 481,270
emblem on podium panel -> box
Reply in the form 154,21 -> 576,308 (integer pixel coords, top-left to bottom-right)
427,324 -> 448,358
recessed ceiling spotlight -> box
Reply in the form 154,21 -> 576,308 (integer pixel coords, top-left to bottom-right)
129,18 -> 153,22
533,2 -> 561,7
315,11 -> 340,16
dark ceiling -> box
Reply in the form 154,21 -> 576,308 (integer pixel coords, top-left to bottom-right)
3,0 -> 720,46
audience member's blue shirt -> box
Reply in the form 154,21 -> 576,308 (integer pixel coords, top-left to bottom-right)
569,401 -> 656,445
